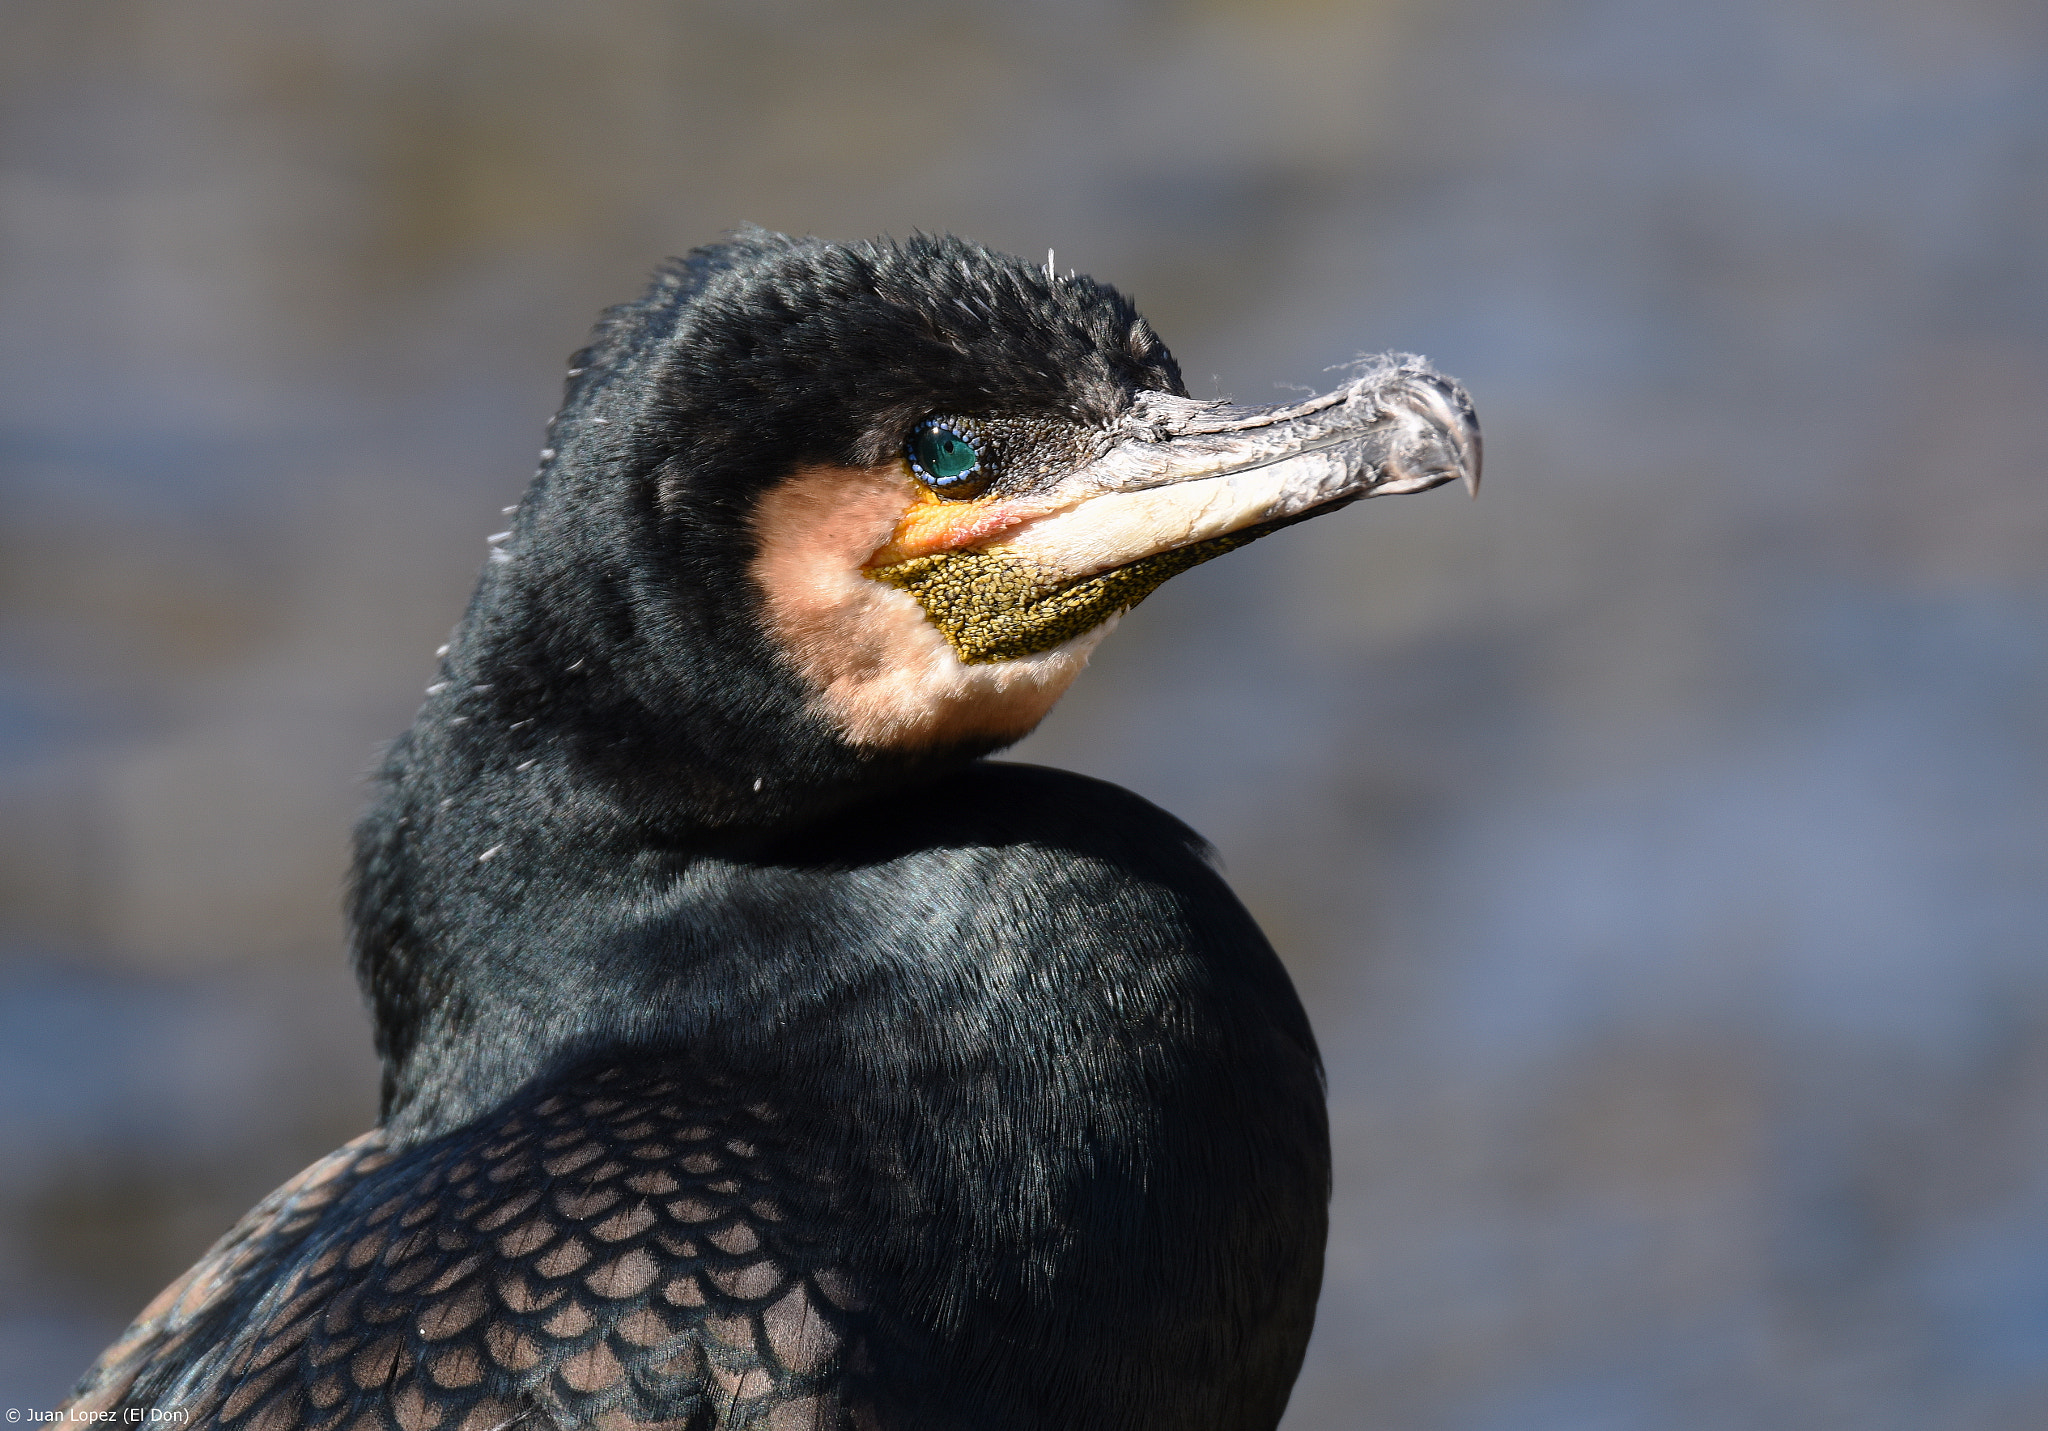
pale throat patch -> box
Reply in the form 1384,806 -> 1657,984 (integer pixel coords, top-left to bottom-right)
748,464 -> 1110,751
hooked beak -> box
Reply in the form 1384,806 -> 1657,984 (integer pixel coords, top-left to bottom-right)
867,356 -> 1481,664
984,357 -> 1478,579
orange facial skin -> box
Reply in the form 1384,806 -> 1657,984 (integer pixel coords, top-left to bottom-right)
749,464 -> 1104,751
864,490 -> 1037,568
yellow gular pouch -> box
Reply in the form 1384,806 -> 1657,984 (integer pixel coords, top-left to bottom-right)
869,523 -> 1274,665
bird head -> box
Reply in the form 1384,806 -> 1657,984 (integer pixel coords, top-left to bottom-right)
427,231 -> 1478,831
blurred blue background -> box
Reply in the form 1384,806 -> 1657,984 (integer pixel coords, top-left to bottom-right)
4,0 -> 2046,1423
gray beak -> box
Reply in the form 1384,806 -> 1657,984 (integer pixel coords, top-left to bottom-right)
985,357 -> 1481,582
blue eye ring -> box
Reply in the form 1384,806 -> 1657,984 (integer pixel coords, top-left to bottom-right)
906,419 -> 990,498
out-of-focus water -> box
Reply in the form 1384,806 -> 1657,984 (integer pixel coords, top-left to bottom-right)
4,0 -> 2045,1423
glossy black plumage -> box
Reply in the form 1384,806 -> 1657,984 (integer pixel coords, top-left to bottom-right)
64,233 -> 1334,1429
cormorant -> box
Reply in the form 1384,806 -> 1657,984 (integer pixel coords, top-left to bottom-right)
60,232 -> 1479,1430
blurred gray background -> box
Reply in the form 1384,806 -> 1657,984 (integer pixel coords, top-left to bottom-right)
4,0 -> 2045,1424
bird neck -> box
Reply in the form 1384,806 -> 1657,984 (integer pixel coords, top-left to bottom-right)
345,598 -> 992,1140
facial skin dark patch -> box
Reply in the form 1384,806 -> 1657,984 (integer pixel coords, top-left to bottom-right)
870,525 -> 1271,664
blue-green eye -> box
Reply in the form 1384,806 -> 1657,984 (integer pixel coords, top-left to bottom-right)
907,420 -> 989,498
